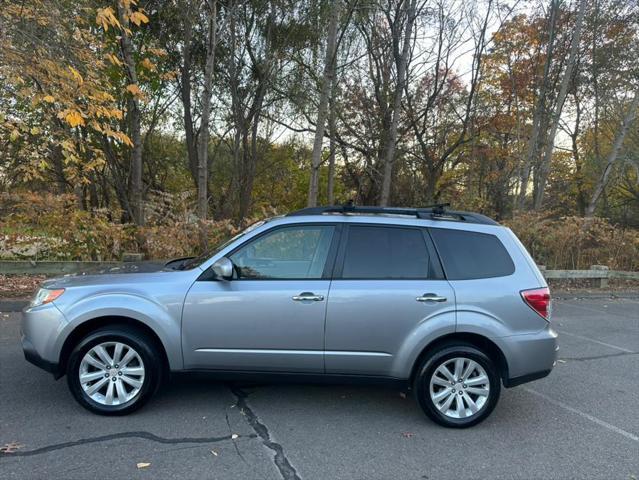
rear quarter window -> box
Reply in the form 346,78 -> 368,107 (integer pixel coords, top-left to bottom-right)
429,228 -> 515,280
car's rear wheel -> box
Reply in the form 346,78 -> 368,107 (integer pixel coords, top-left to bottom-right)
414,344 -> 501,428
66,326 -> 162,415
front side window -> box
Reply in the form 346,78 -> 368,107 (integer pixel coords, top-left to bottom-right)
229,225 -> 335,279
429,228 -> 515,280
341,226 -> 432,279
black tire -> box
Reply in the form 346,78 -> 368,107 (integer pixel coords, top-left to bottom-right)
66,326 -> 163,415
414,343 -> 501,428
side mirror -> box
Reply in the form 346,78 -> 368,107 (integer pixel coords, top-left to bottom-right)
211,257 -> 234,280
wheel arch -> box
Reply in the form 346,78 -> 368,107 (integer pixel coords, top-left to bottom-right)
409,332 -> 509,387
58,316 -> 170,379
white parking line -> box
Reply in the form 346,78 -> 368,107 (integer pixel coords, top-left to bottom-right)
556,330 -> 636,353
523,387 -> 639,443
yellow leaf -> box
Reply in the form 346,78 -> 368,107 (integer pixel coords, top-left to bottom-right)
110,108 -> 124,120
96,7 -> 120,31
126,84 -> 143,97
105,53 -> 123,67
140,58 -> 156,71
129,11 -> 149,27
64,111 -> 85,128
147,47 -> 168,57
10,129 -> 20,142
43,95 -> 55,103
68,66 -> 83,85
30,127 -> 41,135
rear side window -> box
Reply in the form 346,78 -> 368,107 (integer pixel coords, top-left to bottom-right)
341,226 -> 432,279
429,228 -> 514,280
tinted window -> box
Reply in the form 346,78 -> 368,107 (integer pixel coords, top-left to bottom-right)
341,226 -> 431,279
230,225 -> 334,279
429,228 -> 514,280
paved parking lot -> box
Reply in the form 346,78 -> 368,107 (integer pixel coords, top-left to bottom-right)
1,297 -> 638,479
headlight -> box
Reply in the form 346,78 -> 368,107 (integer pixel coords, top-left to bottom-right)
30,288 -> 65,307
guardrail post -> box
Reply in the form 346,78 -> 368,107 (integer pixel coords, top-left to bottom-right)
590,265 -> 610,288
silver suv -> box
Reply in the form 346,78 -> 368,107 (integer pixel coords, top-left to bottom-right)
21,205 -> 557,427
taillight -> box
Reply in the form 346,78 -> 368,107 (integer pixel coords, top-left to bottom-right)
521,287 -> 551,320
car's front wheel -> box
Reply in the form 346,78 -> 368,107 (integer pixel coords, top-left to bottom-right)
414,344 -> 501,428
66,326 -> 162,415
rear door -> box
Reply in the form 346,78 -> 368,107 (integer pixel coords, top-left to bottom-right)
324,224 -> 456,376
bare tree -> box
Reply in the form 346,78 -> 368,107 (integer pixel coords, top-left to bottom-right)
379,0 -> 418,206
517,0 -> 560,210
533,0 -> 587,210
308,0 -> 341,207
586,90 -> 639,217
197,0 -> 218,229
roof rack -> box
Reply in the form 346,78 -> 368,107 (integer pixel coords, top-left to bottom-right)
287,203 -> 499,225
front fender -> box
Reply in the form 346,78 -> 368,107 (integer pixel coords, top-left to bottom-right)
55,293 -> 183,370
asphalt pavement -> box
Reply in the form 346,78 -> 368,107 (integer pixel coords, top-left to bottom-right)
1,297 -> 638,479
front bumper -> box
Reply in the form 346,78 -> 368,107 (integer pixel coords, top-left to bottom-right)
500,325 -> 559,388
22,335 -> 61,377
21,303 -> 67,379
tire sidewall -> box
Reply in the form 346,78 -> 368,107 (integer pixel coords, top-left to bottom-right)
415,345 -> 501,428
67,328 -> 159,415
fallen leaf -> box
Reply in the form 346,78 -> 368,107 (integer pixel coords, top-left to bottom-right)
399,392 -> 407,399
557,359 -> 566,363
401,432 -> 415,438
211,450 -> 218,456
0,442 -> 25,454
136,462 -> 151,469
231,434 -> 239,440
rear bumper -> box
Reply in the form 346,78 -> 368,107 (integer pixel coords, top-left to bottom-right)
500,325 -> 558,387
503,368 -> 552,388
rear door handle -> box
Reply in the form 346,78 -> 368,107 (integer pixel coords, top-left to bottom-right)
292,292 -> 325,302
416,293 -> 447,303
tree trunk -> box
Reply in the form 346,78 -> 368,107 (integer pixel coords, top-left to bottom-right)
517,0 -> 559,210
533,0 -> 586,210
585,91 -> 639,217
117,1 -> 144,226
307,1 -> 341,207
180,0 -> 198,187
327,73 -> 338,204
379,0 -> 417,206
197,0 -> 217,223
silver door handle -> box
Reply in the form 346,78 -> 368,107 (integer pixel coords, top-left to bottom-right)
292,292 -> 325,302
416,293 -> 447,303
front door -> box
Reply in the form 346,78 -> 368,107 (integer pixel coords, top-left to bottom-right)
182,224 -> 338,372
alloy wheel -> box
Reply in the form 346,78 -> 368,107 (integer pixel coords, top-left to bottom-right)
79,341 -> 146,406
429,357 -> 490,419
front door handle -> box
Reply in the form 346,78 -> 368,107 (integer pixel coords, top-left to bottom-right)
292,292 -> 325,302
416,293 -> 447,303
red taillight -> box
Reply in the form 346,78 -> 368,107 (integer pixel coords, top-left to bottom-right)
521,287 -> 551,320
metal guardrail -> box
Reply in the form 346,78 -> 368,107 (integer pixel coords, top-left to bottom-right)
1,261 -> 638,287
538,265 -> 639,288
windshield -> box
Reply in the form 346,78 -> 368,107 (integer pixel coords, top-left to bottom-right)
178,220 -> 268,270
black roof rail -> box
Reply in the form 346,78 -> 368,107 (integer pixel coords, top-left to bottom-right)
286,204 -> 499,225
